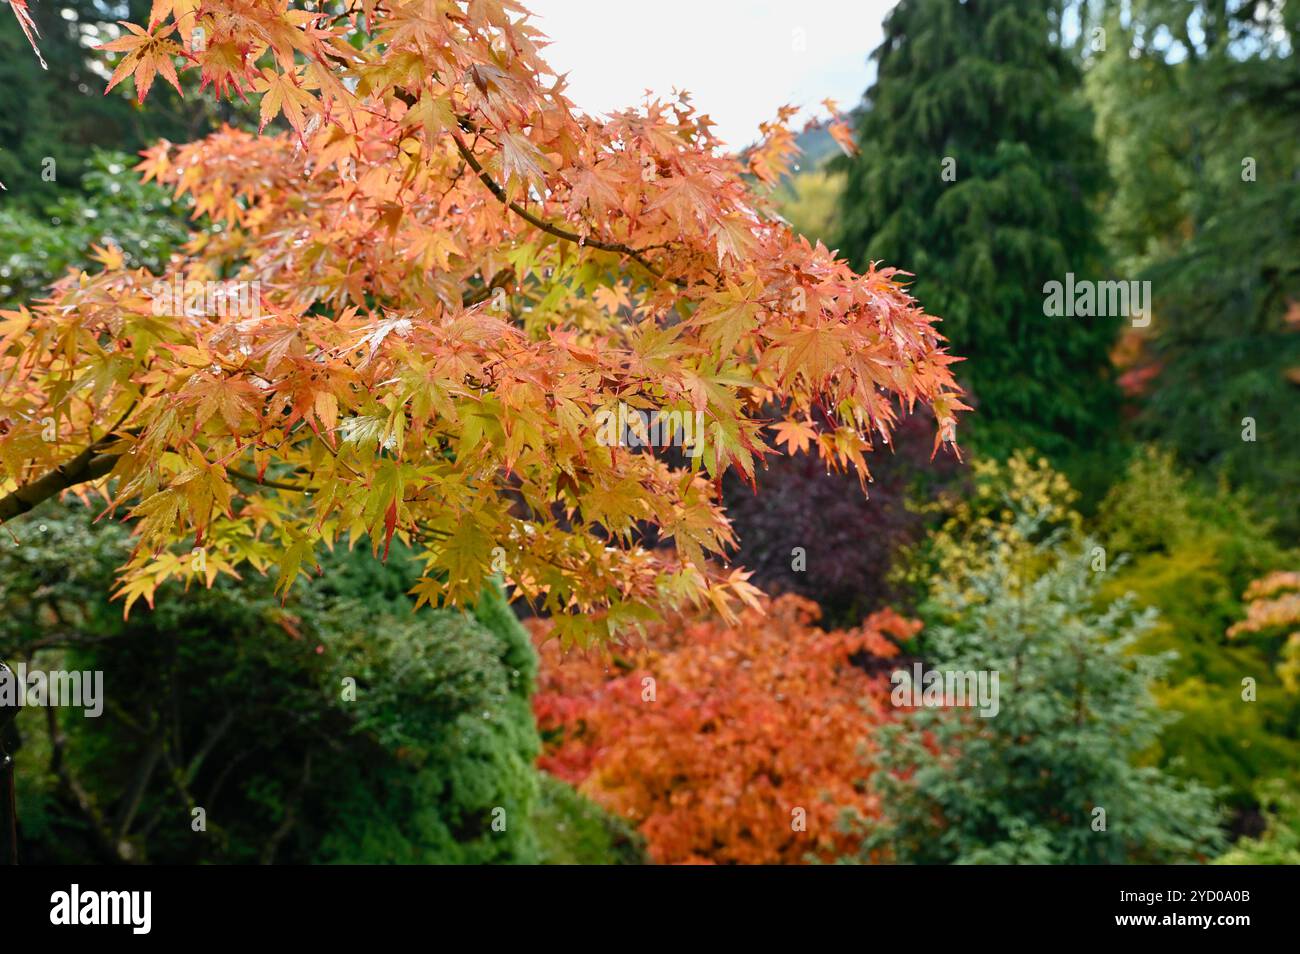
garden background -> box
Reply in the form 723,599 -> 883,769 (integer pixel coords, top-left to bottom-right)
0,0 -> 1296,865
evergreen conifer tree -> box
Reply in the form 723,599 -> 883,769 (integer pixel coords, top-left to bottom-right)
837,0 -> 1117,459
853,529 -> 1225,864
1085,0 -> 1300,536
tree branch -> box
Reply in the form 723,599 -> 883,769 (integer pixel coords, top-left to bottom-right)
449,127 -> 686,288
0,407 -> 137,524
227,469 -> 309,494
111,725 -> 165,853
45,703 -> 126,863
260,751 -> 311,865
185,709 -> 237,787
461,267 -> 515,307
0,448 -> 118,524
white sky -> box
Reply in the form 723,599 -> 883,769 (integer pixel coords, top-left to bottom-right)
522,1 -> 900,149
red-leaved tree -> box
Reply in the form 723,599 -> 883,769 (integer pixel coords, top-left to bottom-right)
533,594 -> 919,863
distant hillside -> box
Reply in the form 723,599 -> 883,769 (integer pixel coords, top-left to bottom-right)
792,121 -> 843,170
793,104 -> 867,172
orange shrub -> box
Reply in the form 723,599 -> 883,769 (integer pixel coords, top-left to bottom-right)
532,594 -> 918,864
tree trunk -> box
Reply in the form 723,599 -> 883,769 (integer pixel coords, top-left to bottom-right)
0,658 -> 19,864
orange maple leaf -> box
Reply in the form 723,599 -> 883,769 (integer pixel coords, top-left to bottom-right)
100,22 -> 183,103
771,418 -> 818,456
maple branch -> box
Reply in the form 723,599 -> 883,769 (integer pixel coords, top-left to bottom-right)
449,128 -> 686,288
461,267 -> 514,307
0,406 -> 137,524
227,469 -> 309,494
2,437 -> 314,524
0,442 -> 118,524
326,0 -> 367,27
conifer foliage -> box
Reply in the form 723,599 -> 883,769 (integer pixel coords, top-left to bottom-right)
856,527 -> 1225,865
837,0 -> 1115,458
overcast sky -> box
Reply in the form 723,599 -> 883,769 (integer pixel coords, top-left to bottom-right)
523,1 -> 900,149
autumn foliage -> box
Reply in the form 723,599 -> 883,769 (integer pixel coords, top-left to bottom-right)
1229,571 -> 1300,693
0,1 -> 963,644
533,594 -> 918,864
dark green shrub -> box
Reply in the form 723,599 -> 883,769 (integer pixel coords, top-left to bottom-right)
0,508 -> 625,864
532,775 -> 647,866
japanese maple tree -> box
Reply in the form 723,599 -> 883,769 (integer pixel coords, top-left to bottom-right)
533,597 -> 909,868
0,2 -> 965,642
533,594 -> 916,863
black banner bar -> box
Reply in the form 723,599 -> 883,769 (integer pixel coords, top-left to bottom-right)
2,864 -> 1284,940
